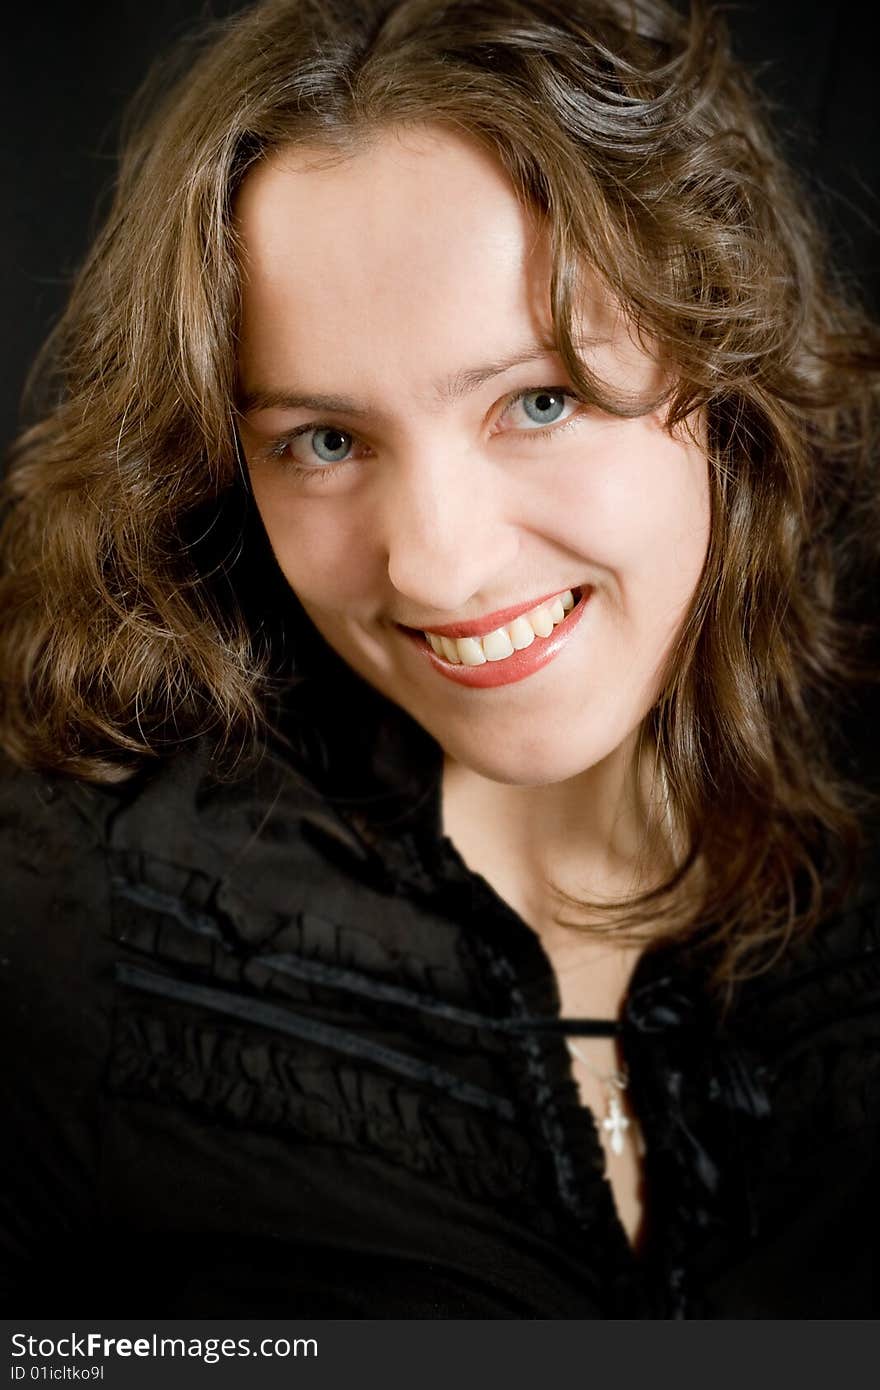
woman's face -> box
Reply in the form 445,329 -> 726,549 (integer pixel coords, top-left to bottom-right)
236,127 -> 711,787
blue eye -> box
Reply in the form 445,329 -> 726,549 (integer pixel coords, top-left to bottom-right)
309,427 -> 353,463
266,424 -> 357,471
519,389 -> 569,426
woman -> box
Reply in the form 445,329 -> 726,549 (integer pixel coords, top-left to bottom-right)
1,0 -> 878,1317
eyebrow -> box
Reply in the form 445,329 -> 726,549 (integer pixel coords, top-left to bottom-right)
236,341 -> 571,419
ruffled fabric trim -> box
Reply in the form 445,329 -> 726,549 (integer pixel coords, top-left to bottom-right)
104,849 -> 564,1232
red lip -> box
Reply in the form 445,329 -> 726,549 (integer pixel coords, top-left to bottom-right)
403,587 -> 577,640
401,587 -> 592,689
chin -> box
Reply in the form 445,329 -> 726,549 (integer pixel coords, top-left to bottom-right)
440,730 -> 614,789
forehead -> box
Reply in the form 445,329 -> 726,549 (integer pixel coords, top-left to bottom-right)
235,124 -> 548,294
234,127 -> 561,396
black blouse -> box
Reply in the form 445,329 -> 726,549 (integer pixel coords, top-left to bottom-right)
2,636 -> 879,1318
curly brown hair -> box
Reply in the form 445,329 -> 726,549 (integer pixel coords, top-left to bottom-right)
3,0 -> 879,994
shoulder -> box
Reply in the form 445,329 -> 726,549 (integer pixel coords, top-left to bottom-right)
0,735 -> 348,873
0,737 -> 379,990
628,826 -> 880,1315
738,820 -> 880,1026
722,821 -> 880,1188
0,757 -> 117,946
714,820 -> 880,1105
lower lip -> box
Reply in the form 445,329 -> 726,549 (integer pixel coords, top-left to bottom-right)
400,588 -> 592,688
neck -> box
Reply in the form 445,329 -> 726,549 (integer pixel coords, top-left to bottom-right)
444,728 -> 672,905
441,730 -> 681,1019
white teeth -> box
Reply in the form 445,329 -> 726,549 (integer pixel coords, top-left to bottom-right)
457,636 -> 487,666
482,627 -> 515,661
440,635 -> 462,663
423,588 -> 581,666
529,606 -> 554,638
508,616 -> 536,650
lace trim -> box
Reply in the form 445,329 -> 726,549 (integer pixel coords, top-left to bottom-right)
106,1009 -> 539,1207
115,961 -> 517,1121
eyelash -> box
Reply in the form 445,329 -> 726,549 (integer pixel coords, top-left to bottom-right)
262,387 -> 587,483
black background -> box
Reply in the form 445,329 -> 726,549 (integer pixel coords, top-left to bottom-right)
2,1 -> 879,451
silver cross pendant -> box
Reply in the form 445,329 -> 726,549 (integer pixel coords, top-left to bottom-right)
602,1091 -> 631,1157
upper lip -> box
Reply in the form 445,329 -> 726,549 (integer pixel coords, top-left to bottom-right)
401,587 -> 580,640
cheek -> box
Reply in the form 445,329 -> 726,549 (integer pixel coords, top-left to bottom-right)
539,416 -> 710,603
253,484 -> 380,607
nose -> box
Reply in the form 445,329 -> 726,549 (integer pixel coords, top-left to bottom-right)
381,443 -> 520,617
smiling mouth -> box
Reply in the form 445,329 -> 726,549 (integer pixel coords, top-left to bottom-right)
412,587 -> 583,667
